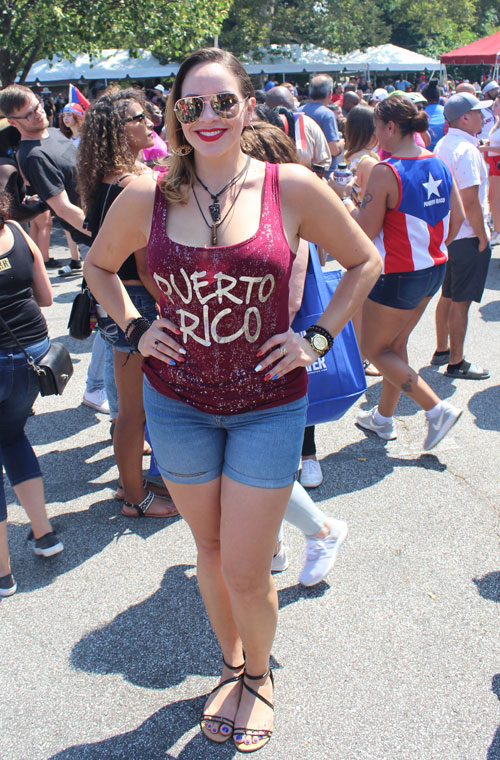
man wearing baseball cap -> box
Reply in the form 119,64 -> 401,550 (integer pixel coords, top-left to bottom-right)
479,80 -> 499,140
431,92 -> 492,379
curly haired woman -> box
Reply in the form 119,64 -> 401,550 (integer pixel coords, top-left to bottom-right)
77,88 -> 177,518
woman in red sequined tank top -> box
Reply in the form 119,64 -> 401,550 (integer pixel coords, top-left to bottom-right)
84,48 -> 380,753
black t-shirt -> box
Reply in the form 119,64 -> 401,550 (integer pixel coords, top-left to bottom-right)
16,129 -> 88,244
0,222 -> 48,349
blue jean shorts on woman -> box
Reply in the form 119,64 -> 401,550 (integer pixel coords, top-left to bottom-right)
368,263 -> 446,310
98,285 -> 157,353
143,378 -> 308,489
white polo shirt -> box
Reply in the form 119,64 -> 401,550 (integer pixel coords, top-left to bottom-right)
435,127 -> 488,240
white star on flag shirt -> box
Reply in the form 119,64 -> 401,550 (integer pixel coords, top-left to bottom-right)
422,172 -> 442,200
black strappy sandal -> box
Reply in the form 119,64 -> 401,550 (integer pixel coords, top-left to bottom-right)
200,657 -> 245,743
233,669 -> 274,753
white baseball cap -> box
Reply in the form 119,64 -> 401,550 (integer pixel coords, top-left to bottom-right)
371,88 -> 388,103
154,84 -> 165,93
483,80 -> 499,95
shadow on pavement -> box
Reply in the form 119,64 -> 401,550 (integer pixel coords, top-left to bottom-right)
48,695 -> 241,760
468,386 -> 500,431
70,565 -> 308,691
313,439 -> 446,500
473,572 -> 500,759
26,406 -> 106,445
480,301 -> 500,322
6,498 -> 178,594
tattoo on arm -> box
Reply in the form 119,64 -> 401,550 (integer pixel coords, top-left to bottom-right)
360,192 -> 373,209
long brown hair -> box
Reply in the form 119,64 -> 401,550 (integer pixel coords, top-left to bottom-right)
161,48 -> 255,204
345,105 -> 375,160
77,88 -> 146,212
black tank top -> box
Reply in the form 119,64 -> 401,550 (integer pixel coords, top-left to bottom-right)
0,222 -> 48,349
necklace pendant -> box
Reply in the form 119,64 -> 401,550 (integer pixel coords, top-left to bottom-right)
209,202 -> 221,224
211,224 -> 218,246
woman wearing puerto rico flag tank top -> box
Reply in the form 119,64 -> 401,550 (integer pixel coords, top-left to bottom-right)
84,48 -> 380,752
340,94 -> 465,450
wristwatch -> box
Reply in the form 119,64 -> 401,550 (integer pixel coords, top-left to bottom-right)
304,324 -> 334,357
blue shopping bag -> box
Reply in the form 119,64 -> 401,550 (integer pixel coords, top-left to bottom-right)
291,243 -> 367,425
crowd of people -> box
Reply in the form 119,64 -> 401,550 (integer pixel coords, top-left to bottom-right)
0,51 -> 496,752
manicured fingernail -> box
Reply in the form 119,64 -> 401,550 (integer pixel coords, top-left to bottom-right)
175,328 -> 181,334
178,356 -> 185,362
179,347 -> 187,354
264,373 -> 271,381
254,364 -> 263,372
256,350 -> 262,357
169,359 -> 176,365
272,374 -> 279,380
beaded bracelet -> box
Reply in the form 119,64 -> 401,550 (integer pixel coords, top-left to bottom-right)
125,317 -> 150,351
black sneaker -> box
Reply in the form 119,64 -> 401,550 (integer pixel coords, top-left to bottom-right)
0,573 -> 17,597
44,257 -> 60,269
27,530 -> 64,557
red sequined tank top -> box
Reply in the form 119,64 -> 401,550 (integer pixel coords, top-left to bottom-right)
143,162 -> 308,414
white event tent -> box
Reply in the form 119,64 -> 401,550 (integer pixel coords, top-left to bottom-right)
340,43 -> 443,74
21,43 -> 443,86
23,49 -> 181,85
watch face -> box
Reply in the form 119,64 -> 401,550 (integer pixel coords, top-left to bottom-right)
311,333 -> 328,353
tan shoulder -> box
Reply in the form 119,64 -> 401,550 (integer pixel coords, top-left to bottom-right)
278,162 -> 321,203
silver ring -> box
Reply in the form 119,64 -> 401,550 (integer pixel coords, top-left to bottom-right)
280,346 -> 286,356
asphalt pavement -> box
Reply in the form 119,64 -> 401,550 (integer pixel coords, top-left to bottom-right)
1,225 -> 499,760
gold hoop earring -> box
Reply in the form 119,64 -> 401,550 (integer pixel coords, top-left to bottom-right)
171,143 -> 193,156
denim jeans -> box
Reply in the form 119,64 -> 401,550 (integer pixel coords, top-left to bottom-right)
85,330 -> 106,394
0,336 -> 49,521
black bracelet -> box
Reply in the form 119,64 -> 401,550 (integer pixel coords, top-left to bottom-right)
306,324 -> 335,349
125,317 -> 148,340
125,318 -> 150,351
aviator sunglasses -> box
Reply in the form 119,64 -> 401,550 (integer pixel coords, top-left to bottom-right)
174,92 -> 246,124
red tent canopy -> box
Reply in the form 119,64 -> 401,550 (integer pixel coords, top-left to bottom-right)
441,31 -> 500,65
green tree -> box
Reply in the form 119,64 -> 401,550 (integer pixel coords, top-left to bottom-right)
0,0 -> 228,87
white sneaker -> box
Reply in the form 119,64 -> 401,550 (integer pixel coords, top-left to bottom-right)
356,407 -> 397,440
271,543 -> 289,573
300,459 -> 323,488
82,388 -> 110,414
423,402 -> 462,451
299,519 -> 348,587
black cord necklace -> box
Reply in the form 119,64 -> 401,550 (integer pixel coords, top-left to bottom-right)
193,157 -> 251,245
194,156 -> 251,223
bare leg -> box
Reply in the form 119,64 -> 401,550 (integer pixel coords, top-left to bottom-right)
489,175 -> 500,233
435,295 -> 451,353
448,301 -> 471,365
13,477 -> 51,538
0,520 -> 10,576
29,210 -> 52,262
163,475 -> 290,744
64,230 -> 80,262
113,350 -> 174,516
362,297 -> 441,416
162,477 -> 243,739
352,307 -> 379,375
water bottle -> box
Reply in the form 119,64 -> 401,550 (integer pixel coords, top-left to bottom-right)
333,162 -> 353,185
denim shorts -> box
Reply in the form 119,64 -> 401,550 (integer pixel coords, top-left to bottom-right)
143,378 -> 308,488
368,263 -> 446,310
98,285 -> 157,353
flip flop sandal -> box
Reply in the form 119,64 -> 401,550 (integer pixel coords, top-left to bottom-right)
200,657 -> 245,743
234,669 -> 274,753
121,491 -> 178,518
